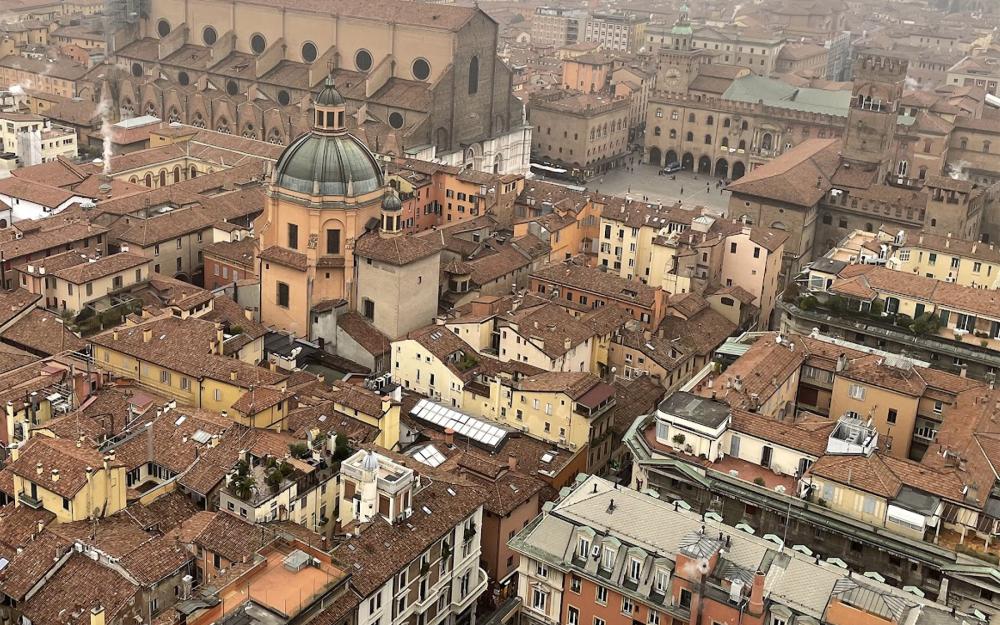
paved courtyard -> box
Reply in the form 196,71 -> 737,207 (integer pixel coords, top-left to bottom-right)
584,164 -> 733,215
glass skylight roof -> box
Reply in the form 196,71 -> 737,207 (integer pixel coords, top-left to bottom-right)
411,444 -> 447,468
410,398 -> 508,450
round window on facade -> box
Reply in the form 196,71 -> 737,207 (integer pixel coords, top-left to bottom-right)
226,80 -> 239,96
203,26 -> 218,46
156,19 -> 171,37
131,62 -> 143,77
178,71 -> 190,86
250,33 -> 267,55
277,90 -> 290,106
301,42 -> 318,63
355,49 -> 373,72
388,112 -> 404,129
412,58 -> 431,81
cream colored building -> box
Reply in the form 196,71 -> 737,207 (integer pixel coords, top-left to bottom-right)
259,80 -> 387,341
598,204 -> 786,327
17,251 -> 151,314
0,112 -> 77,175
8,436 -> 127,522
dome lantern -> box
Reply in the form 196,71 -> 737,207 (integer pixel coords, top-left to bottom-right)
314,73 -> 347,133
381,188 -> 403,235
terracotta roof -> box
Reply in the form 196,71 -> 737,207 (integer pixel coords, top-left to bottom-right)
503,303 -> 595,358
8,437 -> 117,499
837,355 -> 928,397
2,308 -> 86,356
89,316 -> 286,387
259,245 -> 308,271
833,264 -> 1000,319
284,401 -> 381,444
193,511 -> 269,563
0,176 -> 76,208
11,158 -> 87,188
0,530 -> 68,600
20,554 -> 138,625
0,221 -> 107,262
609,377 -> 664,436
353,232 -> 441,266
659,307 -> 737,357
333,480 -> 484,597
178,425 -> 256,495
808,453 -> 903,498
201,236 -> 258,267
531,259 -> 657,307
230,386 -> 294,415
515,372 -> 606,399
467,245 -> 531,286
117,206 -> 226,247
704,333 -> 805,409
0,288 -> 40,327
726,138 -> 841,207
119,535 -> 192,585
52,251 -> 149,284
109,407 -> 231,474
0,503 -> 55,553
337,311 -> 391,356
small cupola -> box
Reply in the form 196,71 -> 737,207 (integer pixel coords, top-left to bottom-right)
313,74 -> 347,133
381,189 -> 403,235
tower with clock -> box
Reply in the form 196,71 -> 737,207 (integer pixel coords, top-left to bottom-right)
655,2 -> 711,94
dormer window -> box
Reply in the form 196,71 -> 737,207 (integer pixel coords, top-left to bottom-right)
602,547 -> 615,570
578,536 -> 591,558
654,569 -> 668,593
628,557 -> 642,581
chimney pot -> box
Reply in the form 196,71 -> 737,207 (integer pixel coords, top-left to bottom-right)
508,454 -> 518,471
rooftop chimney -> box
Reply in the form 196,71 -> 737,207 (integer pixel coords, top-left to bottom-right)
748,570 -> 765,615
90,605 -> 105,625
230,370 -> 238,381
142,328 -> 152,343
444,428 -> 455,447
50,469 -> 59,482
508,454 -> 518,472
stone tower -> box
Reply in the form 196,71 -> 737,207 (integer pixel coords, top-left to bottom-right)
842,51 -> 908,181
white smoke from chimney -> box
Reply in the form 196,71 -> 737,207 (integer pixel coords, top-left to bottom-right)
948,160 -> 971,181
95,96 -> 113,176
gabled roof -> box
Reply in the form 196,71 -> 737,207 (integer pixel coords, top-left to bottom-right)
725,139 -> 841,207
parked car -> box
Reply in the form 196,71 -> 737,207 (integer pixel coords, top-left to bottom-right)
659,161 -> 682,174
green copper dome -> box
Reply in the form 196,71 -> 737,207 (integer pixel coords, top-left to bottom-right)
274,132 -> 384,198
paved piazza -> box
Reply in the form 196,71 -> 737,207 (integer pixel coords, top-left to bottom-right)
585,164 -> 734,215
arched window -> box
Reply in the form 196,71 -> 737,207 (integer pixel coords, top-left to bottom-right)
190,167 -> 198,178
723,118 -> 731,128
173,167 -> 181,183
704,134 -> 712,144
686,132 -> 693,141
770,221 -> 786,231
918,166 -> 927,180
655,108 -> 663,118
669,129 -> 677,139
741,120 -> 748,131
761,133 -> 773,151
688,113 -> 695,123
654,126 -> 661,136
707,115 -> 714,125
960,137 -> 968,150
144,173 -> 152,187
738,139 -> 747,151
721,137 -> 729,148
129,177 -> 138,184
159,170 -> 166,186
985,141 -> 992,154
468,56 -> 479,95
864,223 -> 874,232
